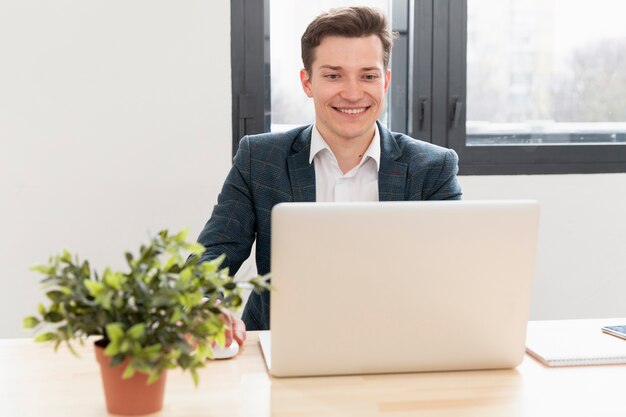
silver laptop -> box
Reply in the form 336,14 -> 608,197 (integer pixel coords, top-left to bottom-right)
259,200 -> 540,377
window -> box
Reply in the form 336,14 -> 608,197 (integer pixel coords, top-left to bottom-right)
231,0 -> 626,174
458,0 -> 626,173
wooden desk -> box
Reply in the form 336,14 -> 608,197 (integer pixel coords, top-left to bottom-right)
1,326 -> 625,417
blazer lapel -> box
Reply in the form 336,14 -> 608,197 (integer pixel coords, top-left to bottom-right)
377,123 -> 408,201
287,125 -> 316,202
286,123 -> 406,202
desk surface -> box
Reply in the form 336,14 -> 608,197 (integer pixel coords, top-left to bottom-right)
2,320 -> 626,417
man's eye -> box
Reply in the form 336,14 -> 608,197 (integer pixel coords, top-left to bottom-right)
364,74 -> 378,80
325,74 -> 339,79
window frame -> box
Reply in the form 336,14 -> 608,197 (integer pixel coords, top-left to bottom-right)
230,0 -> 270,157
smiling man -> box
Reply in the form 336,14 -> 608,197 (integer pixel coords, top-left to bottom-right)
196,7 -> 462,340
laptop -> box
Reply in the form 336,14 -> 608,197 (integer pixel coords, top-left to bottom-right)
259,200 -> 540,377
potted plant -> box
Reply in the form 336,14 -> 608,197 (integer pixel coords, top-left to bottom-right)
23,229 -> 269,415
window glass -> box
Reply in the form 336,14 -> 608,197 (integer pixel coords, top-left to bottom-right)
269,0 -> 390,132
467,0 -> 626,145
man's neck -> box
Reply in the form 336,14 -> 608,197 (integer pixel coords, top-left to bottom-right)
317,126 -> 376,174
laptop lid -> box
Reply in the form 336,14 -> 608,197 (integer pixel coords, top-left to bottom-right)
262,200 -> 540,377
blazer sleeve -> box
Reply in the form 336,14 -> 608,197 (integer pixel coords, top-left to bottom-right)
417,148 -> 463,201
195,136 -> 256,274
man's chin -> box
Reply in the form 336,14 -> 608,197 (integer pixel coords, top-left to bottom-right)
328,125 -> 376,142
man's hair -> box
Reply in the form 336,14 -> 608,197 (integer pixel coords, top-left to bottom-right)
301,6 -> 396,74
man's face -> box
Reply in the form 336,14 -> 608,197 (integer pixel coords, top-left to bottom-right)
300,35 -> 391,146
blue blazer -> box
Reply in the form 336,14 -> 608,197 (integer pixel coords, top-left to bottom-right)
197,123 -> 462,330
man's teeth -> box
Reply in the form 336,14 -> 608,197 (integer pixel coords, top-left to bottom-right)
337,107 -> 367,114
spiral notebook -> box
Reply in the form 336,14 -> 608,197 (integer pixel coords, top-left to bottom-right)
526,318 -> 626,367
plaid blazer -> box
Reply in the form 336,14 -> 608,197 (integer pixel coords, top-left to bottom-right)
197,122 -> 462,330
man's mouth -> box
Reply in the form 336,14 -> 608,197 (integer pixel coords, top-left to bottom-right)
333,106 -> 370,115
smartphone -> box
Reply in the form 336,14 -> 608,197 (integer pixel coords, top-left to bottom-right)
601,325 -> 626,340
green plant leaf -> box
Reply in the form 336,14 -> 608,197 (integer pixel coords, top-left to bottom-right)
84,279 -> 104,297
143,343 -> 162,360
120,340 -> 131,353
58,286 -> 72,295
60,249 -> 72,264
210,254 -> 226,269
164,255 -> 180,272
34,332 -> 56,343
122,362 -> 136,379
175,228 -> 189,242
190,368 -> 199,387
31,264 -> 55,275
109,354 -> 125,367
187,243 -> 206,256
178,294 -> 192,309
179,267 -> 192,283
106,323 -> 124,343
55,325 -> 68,341
250,274 -> 273,293
23,316 -> 40,329
66,341 -> 79,357
207,306 -> 222,315
147,369 -> 163,385
178,354 -> 192,368
185,256 -> 199,268
99,292 -> 113,310
43,312 -> 64,323
80,261 -> 90,278
45,290 -> 65,302
104,341 -> 120,356
127,323 -> 145,340
113,296 -> 124,309
166,349 -> 181,360
224,294 -> 242,309
104,271 -> 125,291
214,329 -> 226,348
201,261 -> 218,275
186,291 -> 203,307
197,341 -> 211,361
169,307 -> 183,324
152,295 -> 174,308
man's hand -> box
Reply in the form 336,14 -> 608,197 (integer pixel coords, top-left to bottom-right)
220,308 -> 246,347
190,299 -> 246,354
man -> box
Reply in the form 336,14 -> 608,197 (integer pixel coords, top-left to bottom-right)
197,6 -> 462,346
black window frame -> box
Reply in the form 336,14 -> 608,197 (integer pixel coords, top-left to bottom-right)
231,0 -> 626,175
230,0 -> 271,157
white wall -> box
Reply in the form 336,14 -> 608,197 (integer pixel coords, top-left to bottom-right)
0,1 -> 232,337
1,1 -> 624,339
459,174 -> 626,320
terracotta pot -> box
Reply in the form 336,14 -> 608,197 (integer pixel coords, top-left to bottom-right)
94,341 -> 167,415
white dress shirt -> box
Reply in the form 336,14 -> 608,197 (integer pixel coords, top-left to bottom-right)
309,125 -> 381,202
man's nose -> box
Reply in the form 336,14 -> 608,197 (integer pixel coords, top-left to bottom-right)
340,78 -> 363,101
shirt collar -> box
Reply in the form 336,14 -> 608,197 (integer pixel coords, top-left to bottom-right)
309,125 -> 381,172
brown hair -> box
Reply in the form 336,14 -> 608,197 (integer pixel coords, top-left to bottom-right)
301,6 -> 396,74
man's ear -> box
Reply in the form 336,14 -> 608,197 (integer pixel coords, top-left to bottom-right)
300,69 -> 313,97
383,69 -> 391,94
